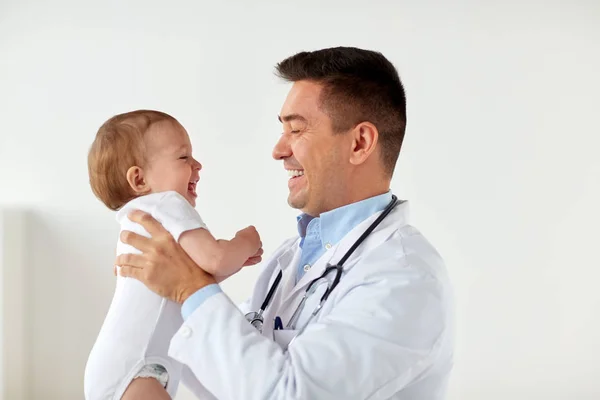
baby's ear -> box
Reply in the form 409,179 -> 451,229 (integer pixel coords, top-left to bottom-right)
126,166 -> 150,195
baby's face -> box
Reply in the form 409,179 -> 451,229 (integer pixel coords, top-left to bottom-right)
144,120 -> 201,206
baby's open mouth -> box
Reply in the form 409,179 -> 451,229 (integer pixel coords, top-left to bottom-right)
188,180 -> 198,197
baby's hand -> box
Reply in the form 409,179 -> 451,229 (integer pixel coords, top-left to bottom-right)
243,246 -> 264,267
235,225 -> 262,252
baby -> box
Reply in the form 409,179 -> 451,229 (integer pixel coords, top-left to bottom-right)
83,110 -> 262,399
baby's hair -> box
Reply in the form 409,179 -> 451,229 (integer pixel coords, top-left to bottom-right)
88,109 -> 178,211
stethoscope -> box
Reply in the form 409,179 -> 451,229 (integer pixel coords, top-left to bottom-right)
245,195 -> 399,335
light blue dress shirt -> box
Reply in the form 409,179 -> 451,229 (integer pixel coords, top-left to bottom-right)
181,191 -> 393,320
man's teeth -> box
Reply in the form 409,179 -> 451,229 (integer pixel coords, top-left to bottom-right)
288,170 -> 305,177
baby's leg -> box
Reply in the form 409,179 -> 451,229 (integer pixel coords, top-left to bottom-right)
84,275 -> 184,399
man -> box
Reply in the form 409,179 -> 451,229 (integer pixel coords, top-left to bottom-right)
117,46 -> 454,399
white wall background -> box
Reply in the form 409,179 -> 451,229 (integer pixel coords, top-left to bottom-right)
1,1 -> 599,399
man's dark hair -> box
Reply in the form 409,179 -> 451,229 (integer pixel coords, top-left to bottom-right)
275,46 -> 407,176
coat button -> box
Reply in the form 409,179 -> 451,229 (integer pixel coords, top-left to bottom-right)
303,264 -> 311,272
181,326 -> 192,338
325,243 -> 332,249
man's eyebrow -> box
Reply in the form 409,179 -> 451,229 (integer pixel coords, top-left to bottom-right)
277,113 -> 307,123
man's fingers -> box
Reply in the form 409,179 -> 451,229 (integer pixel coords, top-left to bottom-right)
115,253 -> 148,269
119,229 -> 154,252
118,265 -> 144,279
127,210 -> 170,238
115,252 -> 146,279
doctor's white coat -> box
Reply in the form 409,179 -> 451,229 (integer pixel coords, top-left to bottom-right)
168,201 -> 454,399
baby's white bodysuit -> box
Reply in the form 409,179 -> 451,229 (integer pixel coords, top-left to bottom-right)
84,191 -> 206,400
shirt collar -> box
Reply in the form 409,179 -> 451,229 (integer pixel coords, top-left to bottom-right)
296,213 -> 314,239
296,190 -> 393,246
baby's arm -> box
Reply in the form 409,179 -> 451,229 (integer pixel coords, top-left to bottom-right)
179,225 -> 261,278
122,378 -> 171,400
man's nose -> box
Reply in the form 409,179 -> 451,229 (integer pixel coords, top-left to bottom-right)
272,134 -> 292,160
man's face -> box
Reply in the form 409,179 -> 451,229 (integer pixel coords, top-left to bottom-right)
272,81 -> 353,216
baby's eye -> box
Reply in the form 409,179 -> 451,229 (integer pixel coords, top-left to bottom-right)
179,156 -> 189,160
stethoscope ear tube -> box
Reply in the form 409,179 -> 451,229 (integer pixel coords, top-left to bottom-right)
319,195 -> 398,303
336,195 -> 398,266
320,265 -> 342,303
259,269 -> 283,312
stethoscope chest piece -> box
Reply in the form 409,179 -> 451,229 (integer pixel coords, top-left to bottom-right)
245,311 -> 264,332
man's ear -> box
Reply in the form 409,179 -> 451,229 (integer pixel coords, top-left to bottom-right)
126,166 -> 150,195
349,122 -> 379,166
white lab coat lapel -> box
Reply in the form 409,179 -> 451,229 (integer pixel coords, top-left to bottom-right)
281,246 -> 336,306
278,249 -> 302,305
248,238 -> 297,312
256,241 -> 302,336
273,247 -> 336,328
